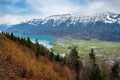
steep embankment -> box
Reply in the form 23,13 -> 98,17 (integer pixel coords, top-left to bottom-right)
0,35 -> 73,80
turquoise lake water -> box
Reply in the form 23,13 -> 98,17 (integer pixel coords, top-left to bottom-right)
14,33 -> 55,49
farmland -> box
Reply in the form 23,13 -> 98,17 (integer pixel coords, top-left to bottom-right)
53,37 -> 120,58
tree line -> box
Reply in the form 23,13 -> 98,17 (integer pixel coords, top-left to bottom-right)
0,32 -> 64,62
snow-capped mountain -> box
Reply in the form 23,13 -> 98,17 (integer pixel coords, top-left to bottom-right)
27,12 -> 120,26
5,12 -> 120,42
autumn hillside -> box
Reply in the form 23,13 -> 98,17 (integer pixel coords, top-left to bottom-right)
0,34 -> 74,80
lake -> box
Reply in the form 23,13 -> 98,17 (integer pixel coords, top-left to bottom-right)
14,33 -> 55,49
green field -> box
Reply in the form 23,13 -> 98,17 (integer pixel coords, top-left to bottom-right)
53,37 -> 120,58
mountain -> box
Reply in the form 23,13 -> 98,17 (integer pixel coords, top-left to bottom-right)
5,12 -> 120,42
0,24 -> 8,32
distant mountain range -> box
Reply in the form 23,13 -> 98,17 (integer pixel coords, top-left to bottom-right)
0,24 -> 8,32
2,12 -> 120,42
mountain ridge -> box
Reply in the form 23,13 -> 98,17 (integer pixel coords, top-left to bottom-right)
27,12 -> 120,25
4,12 -> 120,42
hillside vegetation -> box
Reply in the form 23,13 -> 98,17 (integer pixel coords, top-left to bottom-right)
0,33 -> 120,80
0,34 -> 74,80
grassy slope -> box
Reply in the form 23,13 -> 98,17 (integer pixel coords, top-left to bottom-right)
53,37 -> 120,58
0,35 -> 73,80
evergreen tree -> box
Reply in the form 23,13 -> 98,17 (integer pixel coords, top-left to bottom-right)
55,54 -> 61,61
62,57 -> 66,65
89,48 -> 107,80
70,46 -> 79,59
111,61 -> 120,80
69,46 -> 81,80
26,37 -> 32,48
49,49 -> 55,61
34,39 -> 40,57
90,63 -> 106,80
10,33 -> 16,41
89,48 -> 96,62
35,39 -> 39,45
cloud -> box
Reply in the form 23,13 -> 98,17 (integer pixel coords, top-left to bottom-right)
0,0 -> 30,15
88,0 -> 120,9
0,15 -> 24,25
19,0 -> 120,15
89,0 -> 120,13
0,15 -> 40,25
0,0 -> 120,25
26,0 -> 81,16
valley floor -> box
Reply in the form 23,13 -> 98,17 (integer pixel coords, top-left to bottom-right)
53,37 -> 120,58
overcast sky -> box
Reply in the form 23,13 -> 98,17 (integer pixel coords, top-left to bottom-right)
0,0 -> 120,25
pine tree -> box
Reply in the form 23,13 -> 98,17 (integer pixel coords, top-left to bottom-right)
49,49 -> 55,61
90,63 -> 106,80
111,61 -> 120,80
89,48 -> 107,80
68,46 -> 81,80
70,46 -> 79,59
55,54 -> 61,61
89,48 -> 96,60
10,33 -> 16,41
26,37 -> 32,48
34,39 -> 40,57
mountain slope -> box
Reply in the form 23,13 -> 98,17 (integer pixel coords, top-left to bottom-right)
0,24 -> 8,32
5,12 -> 120,42
0,35 -> 73,80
